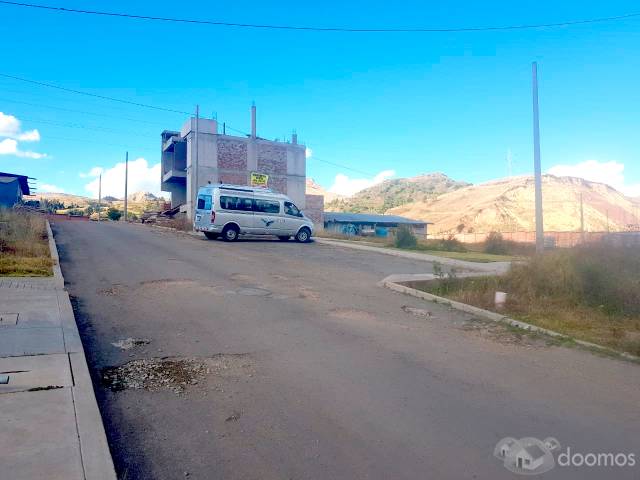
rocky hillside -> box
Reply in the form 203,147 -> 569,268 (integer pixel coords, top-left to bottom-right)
388,175 -> 640,234
305,178 -> 343,203
325,173 -> 470,213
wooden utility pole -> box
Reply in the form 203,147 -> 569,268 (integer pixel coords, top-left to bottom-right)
124,151 -> 128,222
532,62 -> 544,253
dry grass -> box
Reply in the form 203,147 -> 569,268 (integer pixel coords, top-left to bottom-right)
0,209 -> 53,276
418,244 -> 640,356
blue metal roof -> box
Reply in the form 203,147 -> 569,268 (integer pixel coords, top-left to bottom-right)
324,212 -> 430,225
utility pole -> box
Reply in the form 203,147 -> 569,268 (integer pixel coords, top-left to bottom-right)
195,104 -> 200,213
97,173 -> 102,222
580,193 -> 585,243
532,62 -> 544,253
124,151 -> 128,222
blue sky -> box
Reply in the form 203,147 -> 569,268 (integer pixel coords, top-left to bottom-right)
1,0 -> 640,198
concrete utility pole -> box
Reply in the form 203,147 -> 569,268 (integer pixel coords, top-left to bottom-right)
98,173 -> 102,222
532,62 -> 544,253
124,151 -> 128,222
195,104 -> 200,201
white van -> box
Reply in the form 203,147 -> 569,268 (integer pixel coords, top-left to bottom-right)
193,184 -> 314,242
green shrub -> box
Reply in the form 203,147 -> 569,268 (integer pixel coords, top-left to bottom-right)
484,232 -> 508,255
106,207 -> 122,221
394,225 -> 417,249
423,236 -> 467,252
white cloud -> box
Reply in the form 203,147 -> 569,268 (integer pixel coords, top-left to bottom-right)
0,112 -> 46,158
305,147 -> 313,158
0,112 -> 21,137
79,167 -> 104,178
0,138 -> 46,159
17,129 -> 40,142
39,183 -> 65,193
548,160 -> 640,197
83,158 -> 165,199
0,112 -> 40,142
329,169 -> 395,197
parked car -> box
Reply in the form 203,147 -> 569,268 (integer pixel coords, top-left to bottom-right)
193,184 -> 314,242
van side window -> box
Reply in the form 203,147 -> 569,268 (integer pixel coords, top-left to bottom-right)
254,199 -> 280,214
284,202 -> 301,217
197,194 -> 212,210
220,195 -> 253,212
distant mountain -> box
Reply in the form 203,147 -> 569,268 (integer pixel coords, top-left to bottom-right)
127,191 -> 158,203
305,178 -> 343,203
388,175 -> 640,234
102,195 -> 120,202
325,173 -> 470,214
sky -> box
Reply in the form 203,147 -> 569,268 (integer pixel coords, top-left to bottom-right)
1,0 -> 640,198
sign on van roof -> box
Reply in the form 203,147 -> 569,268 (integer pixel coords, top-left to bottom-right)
250,172 -> 269,188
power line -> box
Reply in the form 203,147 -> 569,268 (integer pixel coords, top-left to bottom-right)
0,97 -> 169,126
308,155 -> 376,177
1,1 -> 639,33
0,72 -> 190,114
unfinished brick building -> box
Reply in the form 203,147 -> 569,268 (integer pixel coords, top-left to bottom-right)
161,106 -> 321,221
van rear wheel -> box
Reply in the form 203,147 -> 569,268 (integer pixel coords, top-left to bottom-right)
204,232 -> 219,240
222,225 -> 239,242
295,227 -> 311,243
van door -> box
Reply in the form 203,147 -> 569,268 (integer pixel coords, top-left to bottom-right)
253,198 -> 284,235
194,192 -> 213,229
218,194 -> 254,233
283,201 -> 304,234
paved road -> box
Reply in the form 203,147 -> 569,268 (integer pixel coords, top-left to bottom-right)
53,220 -> 639,480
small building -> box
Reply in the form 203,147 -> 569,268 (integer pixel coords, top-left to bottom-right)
323,212 -> 430,238
0,172 -> 31,207
161,105 -> 321,221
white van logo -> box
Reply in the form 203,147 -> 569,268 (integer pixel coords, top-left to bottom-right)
261,218 -> 275,227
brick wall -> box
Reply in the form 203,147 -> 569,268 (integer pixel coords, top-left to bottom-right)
268,176 -> 287,195
217,139 -> 247,170
304,194 -> 324,228
219,172 -> 248,185
257,144 -> 287,174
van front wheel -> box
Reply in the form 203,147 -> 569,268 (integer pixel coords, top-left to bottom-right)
295,228 -> 311,243
222,225 -> 239,242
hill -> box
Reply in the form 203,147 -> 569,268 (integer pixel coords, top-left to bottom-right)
388,175 -> 640,234
305,178 -> 343,203
325,173 -> 470,213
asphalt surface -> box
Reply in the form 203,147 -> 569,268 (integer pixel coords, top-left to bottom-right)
53,219 -> 640,480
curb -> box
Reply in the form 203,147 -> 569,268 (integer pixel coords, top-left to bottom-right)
315,238 -> 511,273
381,278 -> 640,363
47,220 -> 118,480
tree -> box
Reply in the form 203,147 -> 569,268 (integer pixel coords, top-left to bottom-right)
106,207 -> 122,221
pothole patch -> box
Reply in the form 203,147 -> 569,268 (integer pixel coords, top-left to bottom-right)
97,285 -> 123,296
236,287 -> 271,297
101,354 -> 253,394
401,305 -> 432,318
111,338 -> 151,350
329,308 -> 375,321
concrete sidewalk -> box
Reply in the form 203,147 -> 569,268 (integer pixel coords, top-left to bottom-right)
314,237 -> 512,273
0,222 -> 116,480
